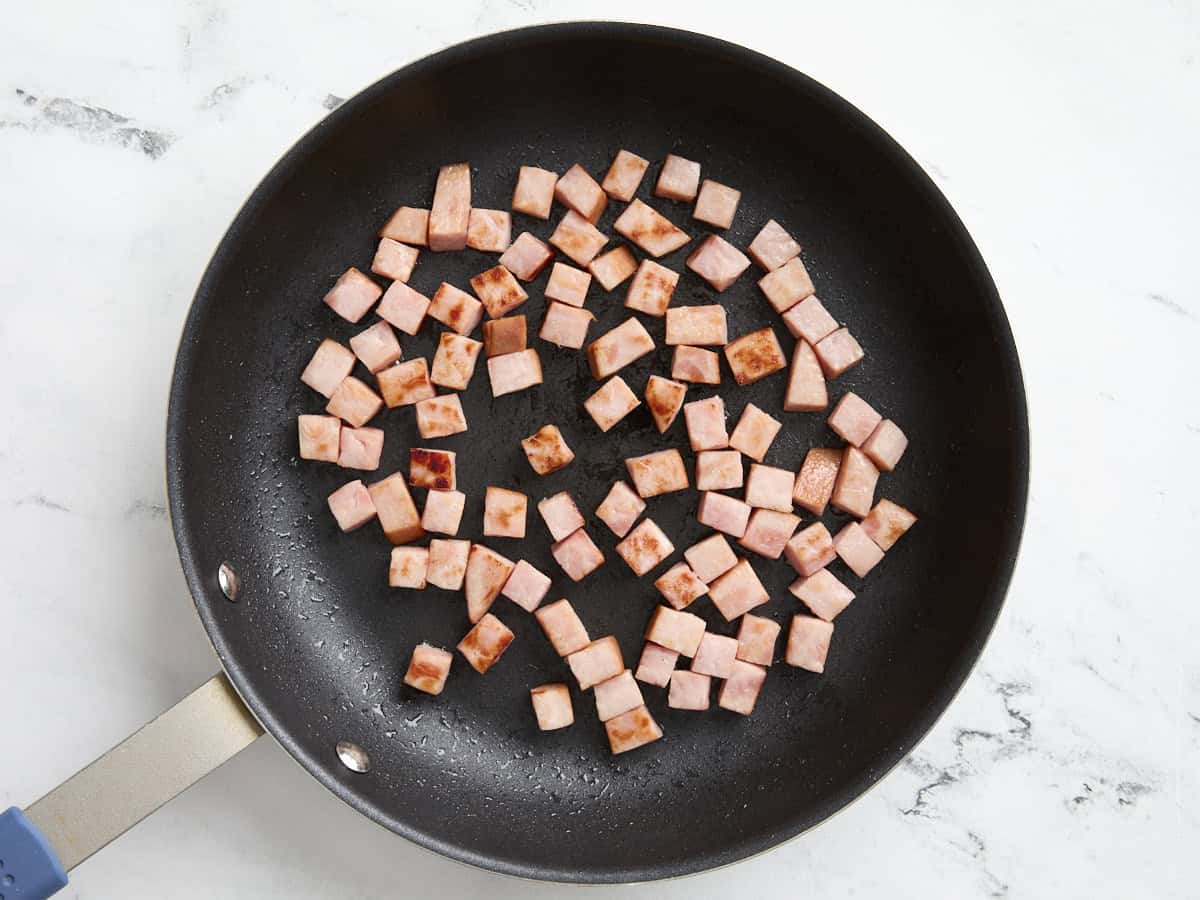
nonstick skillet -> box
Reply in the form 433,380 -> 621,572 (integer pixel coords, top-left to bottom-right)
0,21 -> 1028,895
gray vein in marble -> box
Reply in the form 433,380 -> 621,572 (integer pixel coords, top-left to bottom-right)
14,493 -> 71,513
1147,292 -> 1194,320
3,89 -> 174,158
125,498 -> 167,520
951,830 -> 1008,898
323,94 -> 345,111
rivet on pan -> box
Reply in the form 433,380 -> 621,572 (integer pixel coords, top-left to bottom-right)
218,562 -> 239,602
336,741 -> 371,773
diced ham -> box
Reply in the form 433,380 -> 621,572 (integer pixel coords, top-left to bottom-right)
367,473 -> 423,545
739,508 -> 800,559
625,449 -> 689,498
326,376 -> 383,427
665,305 -> 727,346
371,237 -> 419,283
784,522 -> 835,577
466,208 -> 512,253
457,612 -> 515,674
613,199 -> 690,257
862,499 -> 917,551
744,463 -> 795,512
589,245 -> 638,292
595,480 -> 645,538
298,414 -> 341,462
728,403 -> 782,462
427,282 -> 484,336
534,599 -> 590,656
789,568 -> 854,621
500,559 -> 551,612
430,332 -> 483,391
635,641 -> 680,687
584,375 -> 640,431
747,219 -> 801,271
427,538 -> 470,590
537,491 -> 585,541
530,683 -> 574,730
708,558 -> 769,620
389,546 -> 429,588
337,425 -> 384,471
625,259 -> 679,317
834,521 -> 886,577
377,281 -> 431,335
483,486 -> 527,539
350,321 -> 402,374
644,605 -> 705,656
520,423 -> 573,474
550,210 -> 609,266
782,295 -> 838,345
605,705 -> 662,754
512,166 -> 557,219
327,480 -> 377,532
793,447 -> 842,515
323,268 -> 382,323
686,235 -> 750,292
483,315 -> 527,357
544,262 -> 591,307
683,395 -> 729,451
421,489 -> 465,536
594,670 -> 644,721
830,446 -> 880,518
668,670 -> 711,710
724,327 -> 787,385
757,257 -> 814,314
786,615 -> 833,673
428,162 -> 470,251
718,659 -> 767,715
550,528 -> 605,581
814,327 -> 865,378
691,632 -> 738,678
602,149 -> 649,201
409,447 -> 456,490
587,317 -> 655,378
654,154 -> 701,201
379,206 -> 429,246
695,450 -> 743,491
499,232 -> 554,281
488,348 -> 544,397
654,561 -> 708,610
539,301 -> 594,349
692,180 -> 741,229
644,374 -> 687,432
470,265 -> 528,319
414,393 -> 468,439
464,544 -> 515,623
615,518 -> 674,576
784,340 -> 828,412
566,635 -> 624,689
697,491 -> 751,538
554,163 -> 607,223
862,419 -> 908,471
301,339 -> 355,397
404,643 -> 452,695
684,533 -> 737,583
736,614 -> 780,666
672,346 -> 721,384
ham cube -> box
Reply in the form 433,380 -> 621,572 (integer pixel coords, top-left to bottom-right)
728,403 -> 782,462
736,614 -> 781,666
587,317 -> 655,378
786,615 -> 833,673
371,237 -> 419,283
595,480 -> 645,538
862,420 -> 908,471
625,259 -> 679,317
693,180 -> 741,228
350,321 -> 402,373
613,199 -> 690,257
550,528 -> 604,581
326,376 -> 383,427
377,281 -> 430,335
537,491 -> 585,541
367,473 -> 423,544
683,396 -> 729,451
550,210 -> 609,266
684,533 -> 737,583
605,705 -> 662,754
301,339 -> 355,397
834,521 -> 886,577
421,489 -> 465,536
793,447 -> 842,515
814,327 -> 864,377
654,561 -> 708,610
718,659 -> 767,715
635,642 -> 680,687
499,232 -> 554,281
695,450 -> 744,491
784,522 -> 835,577
337,426 -> 384,471
644,374 -> 687,432
862,499 -> 917,551
589,245 -> 638,291
554,163 -> 607,223
466,208 -> 512,253
782,295 -> 839,345
708,558 -> 769,620
655,153 -> 701,201
544,263 -> 591,307
785,340 -> 828,412
669,670 -> 711,710
430,333 -> 483,391
483,486 -> 527,539
697,491 -> 751,538
602,149 -> 649,201
747,219 -> 801,271
379,206 -> 429,246
615,518 -> 675,576
757,256 -> 814,313
298,414 -> 340,462
464,544 -> 515,623
489,348 -> 544,396
744,463 -> 795,512
500,559 -> 551,612
584,376 -> 640,431
644,605 -> 705,656
739,508 -> 800,559
404,643 -> 452,695
389,546 -> 429,588
427,538 -> 470,590
534,599 -> 590,656
457,612 -> 515,673
595,670 -> 644,721
625,449 -> 689,498
428,282 -> 484,336
672,346 -> 721,384
686,235 -> 750,292
409,447 -> 456,491
470,265 -> 528,318
567,636 -> 624,689
530,683 -> 574,730
665,305 -> 727,346
831,446 -> 880,518
483,315 -> 526,357
429,162 -> 470,251
512,166 -> 557,219
327,480 -> 376,532
323,268 -> 382,323
691,632 -> 738,678
539,301 -> 594,349
521,423 -> 573,474
414,394 -> 468,439
725,327 -> 787,385
789,568 -> 854,621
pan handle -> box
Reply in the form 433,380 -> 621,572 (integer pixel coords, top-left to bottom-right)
1,673 -> 262,898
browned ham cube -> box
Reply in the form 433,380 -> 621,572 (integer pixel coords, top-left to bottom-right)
605,705 -> 662,754
457,612 -> 515,673
466,208 -> 512,253
784,522 -> 835,577
728,403 -> 782,462
602,149 -> 649,201
550,528 -> 605,581
428,282 -> 483,336
861,499 -> 917,551
584,376 -> 640,431
595,670 -> 644,722
625,259 -> 679,317
814,327 -> 864,377
697,491 -> 751,538
489,348 -> 544,396
301,339 -> 355,398
379,206 -> 429,246
567,635 -> 624,689
626,449 -> 689,498
615,518 -> 675,576
595,480 -> 645,538
421,489 -> 465,536
389,546 -> 429,589
830,446 -> 879,518
736,614 -> 781,666
744,463 -> 795,512
323,268 -> 382,323
785,340 -> 828,412
739,508 -> 800,559
464,544 -> 515,623
550,210 -> 609,266
427,538 -> 469,590
377,281 -> 430,335
669,670 -> 711,710
718,659 -> 767,715
483,486 -> 527,539
725,327 -> 787,385
613,199 -> 690,257
684,533 -> 737,583
371,237 -> 419,283
644,605 -> 705,656
788,568 -> 854,621
409,448 -> 456,490
655,153 -> 701,201
708,558 -> 769,620
483,315 -> 527,357
683,395 -> 729,451
326,376 -> 383,427
862,419 -> 908,471
298,414 -> 341,462
537,491 -> 585,542
693,179 -> 741,228
654,561 -> 708,610
429,162 -> 470,251
367,473 -> 424,545
691,632 -> 738,678
793,447 -> 842,515
534,599 -> 590,656
686,235 -> 750,292
665,305 -> 727,346
512,166 -> 557,219
636,642 -> 680,687
747,219 -> 801,271
587,317 -> 655,378
414,394 -> 468,440
539,302 -> 594,349
521,423 -> 573,474
430,333 -> 483,391
530,683 -> 573,730
500,559 -> 551,612
589,245 -> 638,291
327,479 -> 376,532
404,643 -> 452,695
350,321 -> 402,374
782,295 -> 838,345
672,346 -> 721,384
644,374 -> 687,432
544,262 -> 592,307
554,163 -> 607,223
834,521 -> 885,577
695,450 -> 743,492
786,615 -> 833,673
470,265 -> 528,319
337,426 -> 384,471
499,232 -> 555,281
757,257 -> 814,314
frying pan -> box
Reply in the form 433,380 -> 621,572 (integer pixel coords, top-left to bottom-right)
0,21 -> 1028,896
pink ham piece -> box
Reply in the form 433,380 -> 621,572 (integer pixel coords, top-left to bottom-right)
665,305 -> 727,346
371,238 -> 419,283
834,521 -> 886,577
708,558 -> 769,620
539,302 -> 594,349
644,375 -> 687,432
323,268 -> 382,323
684,534 -> 738,583
686,235 -> 751,292
377,281 -> 430,335
380,206 -> 429,246
427,538 -> 470,590
695,450 -> 743,491
530,683 -> 574,730
635,642 -> 680,687
736,614 -> 781,666
683,396 -> 729,451
668,670 -> 711,710
644,605 -> 706,656
793,447 -> 842,515
785,340 -> 828,412
757,256 -> 814,314
861,499 -> 917,551
429,162 -> 470,251
457,612 -> 515,674
298,414 -> 340,462
470,265 -> 528,319
500,559 -> 551,612
326,376 -> 383,428
587,317 -> 655,379
499,232 -> 555,281
404,643 -> 452,695
534,599 -> 590,656
512,166 -> 557,219
367,473 -> 423,545
786,615 -> 833,673
718,659 -> 768,715
693,180 -> 741,229
691,632 -> 738,678
483,486 -> 527,539
725,327 -> 787,385
814,327 -> 864,377
672,346 -> 721,384
550,210 -> 609,266
595,481 -> 645,538
589,245 -> 638,291
388,546 -> 428,589
747,219 -> 801,271
544,263 -> 591,307
537,491 -> 585,542
626,449 -> 689,498
409,447 -> 456,490
602,149 -> 649,201
483,316 -> 526,357
738,508 -> 801,560
489,348 -> 544,397
466,209 -> 512,253
421,489 -> 465,536
594,670 -> 644,721
428,282 -> 484,336
862,420 -> 909,471
744,463 -> 795,512
464,544 -> 515,623
550,528 -> 605,581
613,199 -> 690,257
430,333 -> 483,391
654,562 -> 708,610
625,259 -> 679,317
521,423 -> 573,475
566,636 -> 624,690
327,480 -> 376,532
414,394 -> 468,440
784,522 -> 835,577
789,568 -> 855,621
782,295 -> 839,345
584,376 -> 640,432
697,491 -> 751,538
555,164 -> 607,223
654,153 -> 701,202
615,518 -> 674,577
301,339 -> 355,397
337,426 -> 384,471
830,446 -> 880,518
350,321 -> 402,374
728,403 -> 781,462
605,706 -> 662,754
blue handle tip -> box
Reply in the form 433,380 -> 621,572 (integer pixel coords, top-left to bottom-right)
0,807 -> 68,899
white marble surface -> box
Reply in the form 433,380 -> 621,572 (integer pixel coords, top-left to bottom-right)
1,2 -> 1197,897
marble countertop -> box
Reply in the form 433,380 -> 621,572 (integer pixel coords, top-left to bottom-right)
2,2 -> 1196,897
